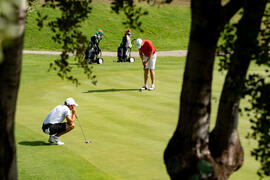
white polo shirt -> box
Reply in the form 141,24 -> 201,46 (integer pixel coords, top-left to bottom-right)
43,105 -> 71,125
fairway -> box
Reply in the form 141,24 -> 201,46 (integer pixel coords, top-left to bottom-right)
16,54 -> 183,180
16,54 -> 264,180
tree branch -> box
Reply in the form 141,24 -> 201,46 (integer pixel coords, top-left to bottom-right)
221,0 -> 244,26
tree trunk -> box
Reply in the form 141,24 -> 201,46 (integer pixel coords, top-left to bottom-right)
209,0 -> 267,179
164,0 -> 222,179
0,0 -> 26,179
164,0 -> 267,179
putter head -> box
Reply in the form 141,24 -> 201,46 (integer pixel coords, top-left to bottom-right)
85,141 -> 91,144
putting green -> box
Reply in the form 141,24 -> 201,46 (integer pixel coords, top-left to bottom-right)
16,54 -> 262,179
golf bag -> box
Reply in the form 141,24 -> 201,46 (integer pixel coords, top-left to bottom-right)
85,46 -> 96,60
117,46 -> 126,61
85,35 -> 104,64
116,36 -> 135,63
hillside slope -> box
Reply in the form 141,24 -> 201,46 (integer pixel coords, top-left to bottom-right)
24,1 -> 191,51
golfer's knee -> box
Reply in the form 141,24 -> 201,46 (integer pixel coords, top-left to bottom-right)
67,124 -> 75,131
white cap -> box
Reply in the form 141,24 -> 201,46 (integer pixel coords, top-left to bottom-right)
65,97 -> 78,106
136,39 -> 143,49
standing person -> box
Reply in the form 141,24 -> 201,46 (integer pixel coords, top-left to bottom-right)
42,97 -> 78,145
136,38 -> 157,91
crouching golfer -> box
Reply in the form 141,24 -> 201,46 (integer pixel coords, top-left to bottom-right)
136,38 -> 157,91
42,97 -> 78,145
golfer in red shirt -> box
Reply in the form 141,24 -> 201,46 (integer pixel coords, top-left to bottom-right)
136,39 -> 157,91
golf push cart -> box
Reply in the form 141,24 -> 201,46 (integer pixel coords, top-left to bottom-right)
84,29 -> 104,64
115,46 -> 135,63
84,45 -> 104,64
114,29 -> 135,63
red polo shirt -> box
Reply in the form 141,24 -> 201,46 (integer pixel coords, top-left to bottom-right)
140,40 -> 156,57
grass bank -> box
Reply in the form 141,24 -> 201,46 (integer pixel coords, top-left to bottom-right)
24,2 -> 191,51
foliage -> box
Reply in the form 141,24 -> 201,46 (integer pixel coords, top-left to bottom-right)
34,0 -> 97,86
244,75 -> 270,178
218,4 -> 270,179
110,0 -> 173,32
216,23 -> 237,71
111,0 -> 149,32
244,6 -> 270,178
255,6 -> 270,66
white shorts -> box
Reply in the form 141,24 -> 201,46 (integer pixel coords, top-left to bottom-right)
143,53 -> 157,69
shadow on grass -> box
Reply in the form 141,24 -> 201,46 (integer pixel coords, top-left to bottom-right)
83,88 -> 139,93
18,141 -> 53,146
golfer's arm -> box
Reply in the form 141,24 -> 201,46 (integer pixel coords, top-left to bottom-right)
66,115 -> 75,126
139,51 -> 143,60
147,50 -> 153,62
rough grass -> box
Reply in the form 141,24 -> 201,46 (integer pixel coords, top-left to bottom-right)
16,54 -> 265,180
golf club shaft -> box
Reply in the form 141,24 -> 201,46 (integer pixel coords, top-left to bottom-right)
75,115 -> 87,142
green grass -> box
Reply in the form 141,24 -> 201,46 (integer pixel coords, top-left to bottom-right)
16,54 -> 268,179
24,2 -> 191,51
16,54 -> 182,180
19,1 -> 268,179
17,124 -> 113,180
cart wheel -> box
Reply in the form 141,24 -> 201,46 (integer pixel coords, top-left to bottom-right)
129,57 -> 135,63
97,58 -> 104,64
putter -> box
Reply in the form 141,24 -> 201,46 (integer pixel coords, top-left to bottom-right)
75,115 -> 91,144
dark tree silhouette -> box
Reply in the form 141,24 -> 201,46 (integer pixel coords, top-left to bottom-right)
0,0 -> 26,179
